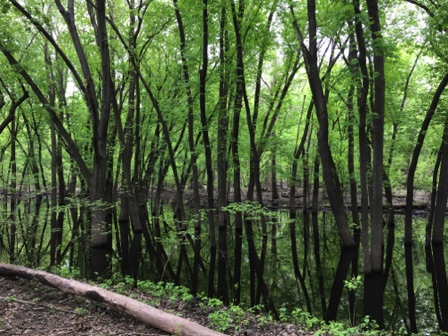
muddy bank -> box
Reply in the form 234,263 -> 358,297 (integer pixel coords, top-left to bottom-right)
158,186 -> 431,215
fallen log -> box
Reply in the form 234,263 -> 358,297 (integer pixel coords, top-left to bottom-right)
0,263 -> 227,336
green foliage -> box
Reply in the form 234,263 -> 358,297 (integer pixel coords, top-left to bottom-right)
206,300 -> 249,333
208,310 -> 233,332
99,273 -> 195,306
74,307 -> 88,317
273,307 -> 390,335
4,296 -> 16,303
1,0 -> 447,334
290,308 -> 321,330
205,298 -> 224,308
256,314 -> 272,327
50,265 -> 81,279
344,275 -> 362,292
221,201 -> 274,220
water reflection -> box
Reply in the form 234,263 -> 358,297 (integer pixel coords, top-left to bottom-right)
251,211 -> 441,333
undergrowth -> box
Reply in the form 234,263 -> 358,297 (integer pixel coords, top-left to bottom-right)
49,266 -> 441,335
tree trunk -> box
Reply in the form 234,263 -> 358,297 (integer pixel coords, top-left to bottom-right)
195,0 -> 211,297
216,3 -> 229,304
346,30 -> 361,324
1,89 -> 28,263
290,2 -> 355,247
311,156 -> 326,319
326,248 -> 357,322
8,104 -> 17,263
364,0 -> 386,327
404,71 -> 448,332
431,243 -> 448,331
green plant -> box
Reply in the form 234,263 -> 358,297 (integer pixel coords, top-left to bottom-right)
314,321 -> 359,335
180,292 -> 194,303
358,315 -> 380,335
290,308 -> 320,330
166,283 -> 192,302
206,301 -> 248,332
278,307 -> 289,322
257,314 -> 271,327
221,201 -> 274,220
4,296 -> 16,303
344,275 -> 362,292
229,305 -> 248,329
207,298 -> 224,308
50,265 -> 81,279
139,280 -> 165,298
108,275 -> 136,294
208,310 -> 233,333
247,303 -> 265,314
75,307 -> 88,317
313,316 -> 384,336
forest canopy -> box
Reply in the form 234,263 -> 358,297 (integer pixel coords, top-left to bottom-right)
1,0 -> 448,334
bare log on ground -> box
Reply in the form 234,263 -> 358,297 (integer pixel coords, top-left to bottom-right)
0,263 -> 227,336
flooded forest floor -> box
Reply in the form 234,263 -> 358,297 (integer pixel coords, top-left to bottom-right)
0,187 -> 432,335
160,186 -> 431,215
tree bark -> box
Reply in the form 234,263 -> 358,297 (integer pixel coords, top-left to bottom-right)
196,0 -> 212,297
363,0 -> 386,327
290,2 -> 355,247
404,71 -> 448,332
216,2 -> 229,304
311,156 -> 326,319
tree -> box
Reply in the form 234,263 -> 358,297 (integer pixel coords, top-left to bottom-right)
1,0 -> 448,333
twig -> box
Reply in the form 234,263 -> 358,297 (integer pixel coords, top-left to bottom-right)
0,296 -> 75,314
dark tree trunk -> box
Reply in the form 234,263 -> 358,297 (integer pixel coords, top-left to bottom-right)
431,243 -> 448,331
346,32 -> 361,324
89,0 -> 114,280
1,88 -> 28,263
425,94 -> 448,331
231,74 -> 243,302
302,150 -> 310,280
271,148 -> 279,205
110,10 -> 148,282
8,105 -> 17,263
50,117 -> 61,266
352,0 -> 372,290
216,3 -> 229,304
326,248 -> 357,322
289,212 -> 312,313
311,156 -> 326,319
43,41 -> 63,267
431,112 -> 448,245
194,0 -> 211,297
22,114 -> 42,265
153,160 -> 176,282
363,0 -> 386,327
118,196 -> 131,276
383,172 -> 395,292
404,70 -> 448,333
290,2 -> 355,248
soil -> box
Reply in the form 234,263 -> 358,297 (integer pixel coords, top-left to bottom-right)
0,275 -> 312,336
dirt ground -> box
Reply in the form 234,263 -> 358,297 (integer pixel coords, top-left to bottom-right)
0,276 -> 169,336
0,275 -> 312,336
